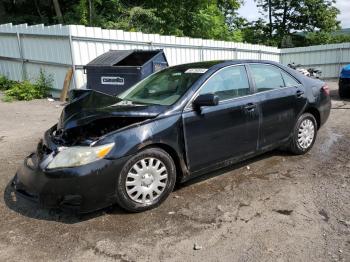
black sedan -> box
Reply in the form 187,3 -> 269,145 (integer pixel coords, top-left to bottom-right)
12,60 -> 331,213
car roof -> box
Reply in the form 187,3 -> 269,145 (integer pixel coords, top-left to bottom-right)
170,59 -> 281,71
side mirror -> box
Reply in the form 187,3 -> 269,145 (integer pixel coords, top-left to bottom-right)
193,93 -> 219,108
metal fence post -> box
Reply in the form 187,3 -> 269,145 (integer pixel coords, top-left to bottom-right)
16,32 -> 26,80
200,45 -> 204,61
338,47 -> 343,74
68,34 -> 78,89
149,41 -> 154,50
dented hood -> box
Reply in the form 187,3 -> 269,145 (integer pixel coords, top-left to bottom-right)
58,89 -> 166,130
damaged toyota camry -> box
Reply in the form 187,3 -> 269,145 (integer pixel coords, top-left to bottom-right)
12,60 -> 331,213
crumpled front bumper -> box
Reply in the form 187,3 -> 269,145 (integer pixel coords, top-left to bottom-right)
12,150 -> 129,213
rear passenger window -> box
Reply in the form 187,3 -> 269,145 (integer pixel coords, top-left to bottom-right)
199,65 -> 250,101
281,70 -> 300,87
250,64 -> 284,92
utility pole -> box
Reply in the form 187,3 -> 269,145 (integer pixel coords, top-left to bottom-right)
268,0 -> 272,37
88,0 -> 93,26
53,0 -> 64,24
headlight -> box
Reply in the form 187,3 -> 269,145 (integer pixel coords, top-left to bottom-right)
47,143 -> 114,169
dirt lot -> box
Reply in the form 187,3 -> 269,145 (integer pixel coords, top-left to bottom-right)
0,80 -> 349,262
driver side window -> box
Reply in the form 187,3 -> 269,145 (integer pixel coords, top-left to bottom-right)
199,65 -> 250,101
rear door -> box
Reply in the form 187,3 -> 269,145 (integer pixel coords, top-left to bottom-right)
182,65 -> 260,172
248,63 -> 307,149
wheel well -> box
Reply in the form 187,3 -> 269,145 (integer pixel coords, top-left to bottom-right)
143,143 -> 185,183
304,107 -> 321,129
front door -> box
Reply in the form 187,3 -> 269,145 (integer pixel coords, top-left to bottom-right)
182,65 -> 259,172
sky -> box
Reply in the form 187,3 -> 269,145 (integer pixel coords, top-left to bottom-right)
238,0 -> 350,29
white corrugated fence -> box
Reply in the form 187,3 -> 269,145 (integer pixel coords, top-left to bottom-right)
0,23 -> 280,97
0,23 -> 73,97
1,23 -> 349,97
280,43 -> 350,78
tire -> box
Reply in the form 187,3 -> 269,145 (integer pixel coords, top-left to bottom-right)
288,113 -> 317,155
115,147 -> 176,212
339,86 -> 348,99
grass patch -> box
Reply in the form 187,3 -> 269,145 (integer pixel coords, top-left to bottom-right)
0,76 -> 17,91
1,70 -> 53,102
1,95 -> 14,102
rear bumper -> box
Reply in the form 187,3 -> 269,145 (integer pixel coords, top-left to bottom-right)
318,94 -> 331,128
12,152 -> 129,213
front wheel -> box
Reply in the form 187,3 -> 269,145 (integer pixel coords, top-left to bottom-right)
115,147 -> 176,212
288,113 -> 317,155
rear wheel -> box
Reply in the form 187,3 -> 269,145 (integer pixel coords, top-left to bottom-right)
288,113 -> 317,155
339,85 -> 349,99
115,147 -> 176,212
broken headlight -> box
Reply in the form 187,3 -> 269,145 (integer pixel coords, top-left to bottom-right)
46,143 -> 115,169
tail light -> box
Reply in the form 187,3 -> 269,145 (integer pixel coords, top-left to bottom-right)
321,84 -> 330,96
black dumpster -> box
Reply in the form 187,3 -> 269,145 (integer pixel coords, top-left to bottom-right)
84,49 -> 168,96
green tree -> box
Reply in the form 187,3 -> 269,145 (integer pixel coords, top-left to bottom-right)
241,19 -> 276,45
0,0 -> 243,42
189,3 -> 243,41
254,0 -> 340,46
305,31 -> 350,45
281,35 -> 294,47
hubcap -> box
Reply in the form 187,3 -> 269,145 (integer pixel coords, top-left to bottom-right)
297,119 -> 315,149
125,158 -> 168,204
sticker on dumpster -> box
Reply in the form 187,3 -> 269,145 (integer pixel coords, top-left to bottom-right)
101,76 -> 125,85
185,68 -> 208,74
154,63 -> 167,72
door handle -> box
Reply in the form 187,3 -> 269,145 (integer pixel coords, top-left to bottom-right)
296,90 -> 305,98
244,103 -> 256,111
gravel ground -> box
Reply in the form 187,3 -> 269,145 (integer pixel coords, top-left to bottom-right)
0,81 -> 349,262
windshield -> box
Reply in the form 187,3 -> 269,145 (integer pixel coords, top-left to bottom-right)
118,66 -> 207,105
